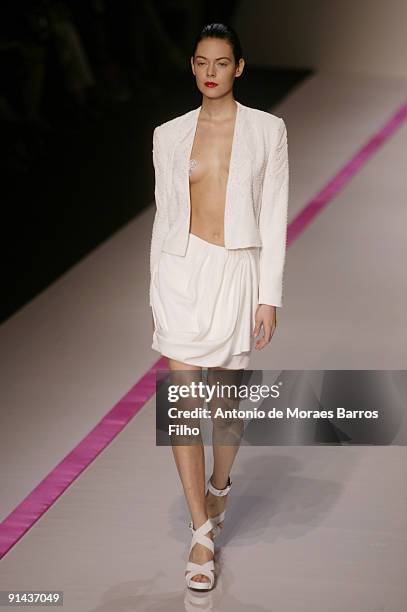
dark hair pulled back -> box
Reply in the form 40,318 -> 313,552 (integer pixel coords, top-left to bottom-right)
191,23 -> 243,64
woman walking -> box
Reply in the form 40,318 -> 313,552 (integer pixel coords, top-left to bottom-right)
149,23 -> 289,590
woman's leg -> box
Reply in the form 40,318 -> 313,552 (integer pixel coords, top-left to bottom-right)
167,357 -> 214,585
206,366 -> 245,527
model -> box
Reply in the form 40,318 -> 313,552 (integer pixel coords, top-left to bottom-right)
149,23 -> 289,590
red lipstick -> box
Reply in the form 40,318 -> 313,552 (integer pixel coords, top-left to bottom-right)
205,82 -> 218,88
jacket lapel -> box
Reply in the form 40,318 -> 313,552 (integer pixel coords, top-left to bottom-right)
170,106 -> 201,215
171,100 -> 253,216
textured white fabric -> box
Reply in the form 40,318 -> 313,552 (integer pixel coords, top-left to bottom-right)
149,100 -> 289,308
151,232 -> 258,369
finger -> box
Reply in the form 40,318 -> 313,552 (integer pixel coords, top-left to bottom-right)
255,337 -> 266,350
256,323 -> 276,348
255,329 -> 265,349
269,322 -> 277,341
264,325 -> 272,344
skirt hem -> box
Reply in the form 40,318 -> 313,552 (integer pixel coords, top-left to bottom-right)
151,342 -> 251,369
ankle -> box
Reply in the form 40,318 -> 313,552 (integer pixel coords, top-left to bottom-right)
210,474 -> 230,490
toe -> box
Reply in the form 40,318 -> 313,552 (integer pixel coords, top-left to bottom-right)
192,575 -> 208,583
198,575 -> 209,583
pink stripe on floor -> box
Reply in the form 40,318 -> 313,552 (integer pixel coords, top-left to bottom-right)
1,99 -> 407,559
0,357 -> 168,558
287,100 -> 407,245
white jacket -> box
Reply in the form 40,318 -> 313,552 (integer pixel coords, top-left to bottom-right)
149,100 -> 289,307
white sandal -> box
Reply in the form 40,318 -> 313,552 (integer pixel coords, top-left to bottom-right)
205,475 -> 232,535
185,517 -> 216,591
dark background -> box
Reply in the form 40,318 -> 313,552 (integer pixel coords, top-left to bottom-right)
0,0 -> 311,324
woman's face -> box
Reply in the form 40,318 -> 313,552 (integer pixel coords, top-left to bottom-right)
191,37 -> 244,98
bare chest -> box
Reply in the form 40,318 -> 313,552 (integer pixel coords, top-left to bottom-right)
189,117 -> 236,186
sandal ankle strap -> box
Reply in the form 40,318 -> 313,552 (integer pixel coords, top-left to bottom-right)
207,475 -> 232,497
189,518 -> 219,538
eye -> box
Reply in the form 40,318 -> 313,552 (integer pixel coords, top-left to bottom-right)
197,62 -> 206,66
219,62 -> 228,67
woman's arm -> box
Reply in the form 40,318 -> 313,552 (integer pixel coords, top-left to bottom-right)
149,126 -> 170,306
258,117 -> 289,308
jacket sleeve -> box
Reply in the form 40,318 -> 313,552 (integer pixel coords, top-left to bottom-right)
149,126 -> 169,306
258,117 -> 289,307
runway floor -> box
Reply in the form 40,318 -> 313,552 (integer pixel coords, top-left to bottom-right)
1,71 -> 407,611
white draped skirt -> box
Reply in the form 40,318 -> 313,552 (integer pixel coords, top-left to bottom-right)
151,231 -> 259,369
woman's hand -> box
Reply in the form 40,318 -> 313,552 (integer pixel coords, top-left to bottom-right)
253,304 -> 277,350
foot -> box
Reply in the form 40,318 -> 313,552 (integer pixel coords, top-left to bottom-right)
185,521 -> 216,586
